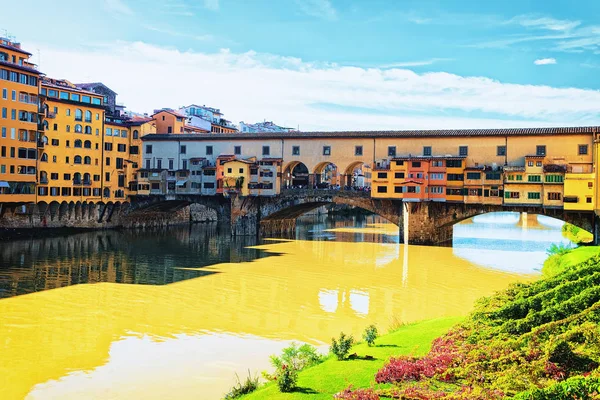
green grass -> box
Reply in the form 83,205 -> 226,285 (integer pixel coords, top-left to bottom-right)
241,317 -> 462,399
542,246 -> 600,277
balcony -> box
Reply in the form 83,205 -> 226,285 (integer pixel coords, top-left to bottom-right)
46,112 -> 56,119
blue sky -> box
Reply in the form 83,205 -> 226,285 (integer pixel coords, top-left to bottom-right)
3,0 -> 600,130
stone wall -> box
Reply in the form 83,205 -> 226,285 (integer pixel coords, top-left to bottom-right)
190,203 -> 218,222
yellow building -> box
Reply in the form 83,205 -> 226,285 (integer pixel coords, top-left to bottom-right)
152,109 -> 186,134
222,159 -> 253,196
38,78 -> 105,202
0,37 -> 42,203
564,172 -> 595,211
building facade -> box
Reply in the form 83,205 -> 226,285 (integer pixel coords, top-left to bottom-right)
0,37 -> 42,203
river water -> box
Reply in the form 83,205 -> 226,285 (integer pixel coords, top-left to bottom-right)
0,212 -> 570,399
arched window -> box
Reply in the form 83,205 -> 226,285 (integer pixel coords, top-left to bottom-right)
66,125 -> 71,132
74,172 -> 81,182
85,110 -> 92,122
74,155 -> 82,164
75,109 -> 83,121
84,156 -> 91,165
40,153 -> 48,162
84,126 -> 92,134
75,124 -> 82,133
41,135 -> 48,144
84,140 -> 91,149
83,173 -> 91,182
103,187 -> 110,198
74,139 -> 82,148
39,171 -> 48,183
133,130 -> 139,139
42,120 -> 49,130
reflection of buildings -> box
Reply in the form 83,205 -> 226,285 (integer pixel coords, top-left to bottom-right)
0,225 -> 264,298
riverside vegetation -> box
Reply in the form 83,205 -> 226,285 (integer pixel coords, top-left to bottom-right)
233,246 -> 600,399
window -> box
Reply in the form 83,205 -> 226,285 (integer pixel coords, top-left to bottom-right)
227,167 -> 232,173
516,175 -> 523,181
377,186 -> 387,193
106,157 -> 111,166
377,172 -> 387,179
167,126 -> 172,134
292,146 -> 300,156
52,139 -> 59,146
74,139 -> 82,148
105,172 -> 110,182
545,175 -> 564,183
84,140 -> 91,149
117,144 -> 126,152
579,144 -> 589,155
528,161 -> 534,167
66,125 -> 71,133
504,191 -> 520,199
423,146 -> 432,156
94,175 -> 100,181
238,168 -> 244,173
412,161 -> 421,168
178,145 -> 186,154
395,172 -> 405,179
204,145 -> 213,155
466,172 -> 481,180
182,159 -> 187,170
234,145 -> 241,155
388,146 -> 396,157
323,146 -> 331,156
354,146 -> 363,156
11,90 -> 15,101
130,146 -> 139,154
204,182 -> 215,189
75,109 -> 82,121
430,173 -> 444,180
84,156 -> 91,165
588,182 -> 594,188
1,88 -> 5,99
75,124 -> 82,133
587,197 -> 593,204
497,145 -> 506,156
536,145 -> 546,156
1,127 -> 5,138
446,159 -> 462,168
145,159 -> 151,169
485,172 -> 501,180
536,161 -> 542,167
74,155 -> 82,164
105,143 -> 113,151
84,126 -> 92,134
262,146 -> 270,156
548,192 -> 561,201
169,159 -> 174,170
146,145 -> 152,154
131,129 -> 139,139
528,192 -> 541,200
156,159 -> 161,169
459,146 -> 468,156
84,110 -> 92,122
447,174 -> 464,181
1,107 -> 5,118
528,175 -> 541,182
66,109 -> 71,116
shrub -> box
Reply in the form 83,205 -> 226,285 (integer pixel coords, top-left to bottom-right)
363,325 -> 378,347
513,376 -> 600,399
546,243 -> 572,257
270,342 -> 323,372
331,332 -> 354,360
223,370 -> 259,399
334,386 -> 380,399
276,364 -> 298,392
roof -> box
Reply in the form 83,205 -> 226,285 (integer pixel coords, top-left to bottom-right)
141,126 -> 600,141
0,59 -> 40,74
0,42 -> 32,56
152,109 -> 187,119
260,158 -> 283,162
75,82 -> 117,95
392,155 -> 467,161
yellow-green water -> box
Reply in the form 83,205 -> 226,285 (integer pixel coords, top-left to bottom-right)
0,218 -> 543,399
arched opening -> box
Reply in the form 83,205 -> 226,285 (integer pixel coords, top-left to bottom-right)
39,170 -> 48,184
83,173 -> 91,184
103,187 -> 110,198
75,124 -> 82,133
344,161 -> 372,190
283,162 -> 309,188
74,155 -> 82,164
84,140 -> 91,149
84,126 -> 92,134
314,162 -> 339,188
84,156 -> 91,165
74,139 -> 82,148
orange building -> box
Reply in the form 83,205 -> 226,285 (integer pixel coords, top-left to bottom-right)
152,109 -> 186,134
0,37 -> 42,203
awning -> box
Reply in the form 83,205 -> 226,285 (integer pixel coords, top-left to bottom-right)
0,181 -> 10,188
176,180 -> 188,186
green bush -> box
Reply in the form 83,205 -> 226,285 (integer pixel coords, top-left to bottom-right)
270,342 -> 323,372
363,325 -> 378,347
276,364 -> 298,392
331,332 -> 354,360
223,370 -> 259,399
513,376 -> 600,399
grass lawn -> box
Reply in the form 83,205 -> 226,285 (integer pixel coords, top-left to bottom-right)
241,317 -> 462,399
543,246 -> 600,277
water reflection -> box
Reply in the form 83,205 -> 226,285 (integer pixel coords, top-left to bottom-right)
453,212 -> 572,273
0,213 -> 563,400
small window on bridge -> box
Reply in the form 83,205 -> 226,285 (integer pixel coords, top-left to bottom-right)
579,144 -> 589,155
292,146 -> 300,156
206,146 -> 213,155
377,186 -> 387,193
536,145 -> 546,156
355,146 -> 363,156
459,146 -> 468,156
234,146 -> 241,155
262,146 -> 270,156
497,146 -> 506,156
423,146 -> 431,156
323,146 -> 331,156
388,146 -> 396,157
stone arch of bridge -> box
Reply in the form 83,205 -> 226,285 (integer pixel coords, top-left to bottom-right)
342,161 -> 372,189
283,161 -> 310,188
313,161 -> 340,187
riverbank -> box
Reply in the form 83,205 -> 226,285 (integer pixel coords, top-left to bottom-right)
241,317 -> 462,399
240,247 -> 600,399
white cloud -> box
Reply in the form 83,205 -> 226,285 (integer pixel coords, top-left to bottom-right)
295,0 -> 337,21
203,0 -> 219,11
34,41 -> 600,131
534,58 -> 557,65
379,58 -> 453,68
509,15 -> 581,31
143,25 -> 214,41
104,0 -> 134,15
